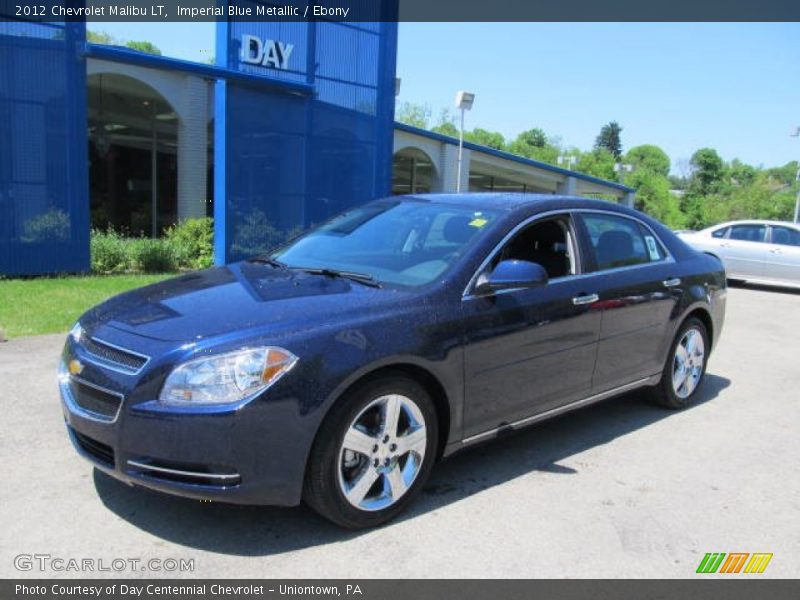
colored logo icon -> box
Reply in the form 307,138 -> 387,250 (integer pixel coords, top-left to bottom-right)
696,553 -> 773,574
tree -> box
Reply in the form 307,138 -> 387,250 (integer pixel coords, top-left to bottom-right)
625,144 -> 670,178
728,159 -> 758,186
627,169 -> 685,229
431,108 -> 458,137
386,105 -> 795,230
678,148 -> 727,229
87,31 -> 162,56
688,148 -> 725,195
506,128 -> 560,164
87,30 -> 117,45
395,102 -> 431,129
465,128 -> 505,150
431,121 -> 458,137
125,40 -> 162,55
575,148 -> 616,180
594,121 -> 623,159
764,161 -> 799,186
668,174 -> 688,191
516,128 -> 548,149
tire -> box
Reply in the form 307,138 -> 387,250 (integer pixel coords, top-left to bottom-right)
648,317 -> 709,410
304,373 -> 438,529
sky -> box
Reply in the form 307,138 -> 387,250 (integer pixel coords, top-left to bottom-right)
90,22 -> 800,173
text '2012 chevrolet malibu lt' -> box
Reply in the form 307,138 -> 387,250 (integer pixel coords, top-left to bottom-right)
60,194 -> 726,528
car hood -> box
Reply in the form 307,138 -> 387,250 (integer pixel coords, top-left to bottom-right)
82,262 -> 407,342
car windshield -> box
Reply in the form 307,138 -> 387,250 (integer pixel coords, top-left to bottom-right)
270,201 -> 500,287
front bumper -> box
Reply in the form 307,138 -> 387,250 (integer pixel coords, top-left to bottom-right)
59,331 -> 313,507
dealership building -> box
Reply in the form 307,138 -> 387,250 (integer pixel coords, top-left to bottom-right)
0,8 -> 633,276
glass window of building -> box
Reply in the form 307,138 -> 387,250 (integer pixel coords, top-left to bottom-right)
392,148 -> 434,195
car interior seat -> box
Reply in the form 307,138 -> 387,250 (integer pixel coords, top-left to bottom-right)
595,230 -> 634,268
503,220 -> 570,278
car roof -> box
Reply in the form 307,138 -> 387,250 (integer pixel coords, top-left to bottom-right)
400,192 -> 630,213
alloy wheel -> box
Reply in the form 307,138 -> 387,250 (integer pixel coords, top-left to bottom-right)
672,327 -> 706,399
337,394 -> 427,511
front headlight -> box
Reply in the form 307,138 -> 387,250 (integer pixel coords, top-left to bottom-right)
159,347 -> 298,406
69,322 -> 83,343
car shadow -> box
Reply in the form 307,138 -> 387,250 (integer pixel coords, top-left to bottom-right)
94,374 -> 730,556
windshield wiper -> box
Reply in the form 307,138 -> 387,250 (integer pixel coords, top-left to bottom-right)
297,267 -> 383,288
248,256 -> 287,269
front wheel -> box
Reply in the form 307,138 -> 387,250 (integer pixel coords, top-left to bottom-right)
648,317 -> 709,409
304,374 -> 438,529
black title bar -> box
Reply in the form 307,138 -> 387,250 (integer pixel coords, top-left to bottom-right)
1,0 -> 799,22
4,580 -> 800,600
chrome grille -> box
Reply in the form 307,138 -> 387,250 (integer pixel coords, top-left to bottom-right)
82,337 -> 148,373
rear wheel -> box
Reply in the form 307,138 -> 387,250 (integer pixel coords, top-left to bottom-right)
304,374 -> 438,529
649,317 -> 709,409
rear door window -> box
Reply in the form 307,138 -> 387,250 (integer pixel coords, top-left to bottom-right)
581,213 -> 665,271
770,226 -> 800,247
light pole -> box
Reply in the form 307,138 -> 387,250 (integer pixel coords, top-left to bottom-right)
791,126 -> 800,223
614,162 -> 633,184
455,91 -> 475,192
558,155 -> 578,169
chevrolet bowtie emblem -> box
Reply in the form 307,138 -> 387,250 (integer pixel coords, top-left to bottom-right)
68,359 -> 84,375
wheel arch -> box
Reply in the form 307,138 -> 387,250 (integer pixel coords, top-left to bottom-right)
682,306 -> 714,352
314,361 -> 453,462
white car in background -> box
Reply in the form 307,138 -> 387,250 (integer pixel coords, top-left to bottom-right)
677,220 -> 800,288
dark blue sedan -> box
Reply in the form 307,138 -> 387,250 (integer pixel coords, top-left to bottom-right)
60,194 -> 726,528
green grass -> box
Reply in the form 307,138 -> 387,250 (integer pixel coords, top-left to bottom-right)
0,273 -> 173,338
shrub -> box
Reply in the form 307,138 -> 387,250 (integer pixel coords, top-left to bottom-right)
22,208 -> 70,243
91,229 -> 132,274
165,217 -> 214,270
131,238 -> 177,273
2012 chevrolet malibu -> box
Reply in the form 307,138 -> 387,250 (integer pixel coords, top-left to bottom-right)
60,194 -> 726,528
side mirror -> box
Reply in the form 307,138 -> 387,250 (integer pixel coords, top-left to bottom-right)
476,259 -> 549,294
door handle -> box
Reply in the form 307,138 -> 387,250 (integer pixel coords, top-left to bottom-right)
572,293 -> 599,305
663,277 -> 681,287
769,248 -> 782,254
719,243 -> 731,248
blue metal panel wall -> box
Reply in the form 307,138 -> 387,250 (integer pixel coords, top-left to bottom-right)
0,17 -> 89,276
216,1 -> 398,263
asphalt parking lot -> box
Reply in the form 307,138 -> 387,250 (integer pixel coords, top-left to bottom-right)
1,285 -> 798,579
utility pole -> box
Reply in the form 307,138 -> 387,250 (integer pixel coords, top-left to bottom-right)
614,162 -> 633,184
558,155 -> 578,169
454,91 -> 475,193
791,127 -> 800,223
